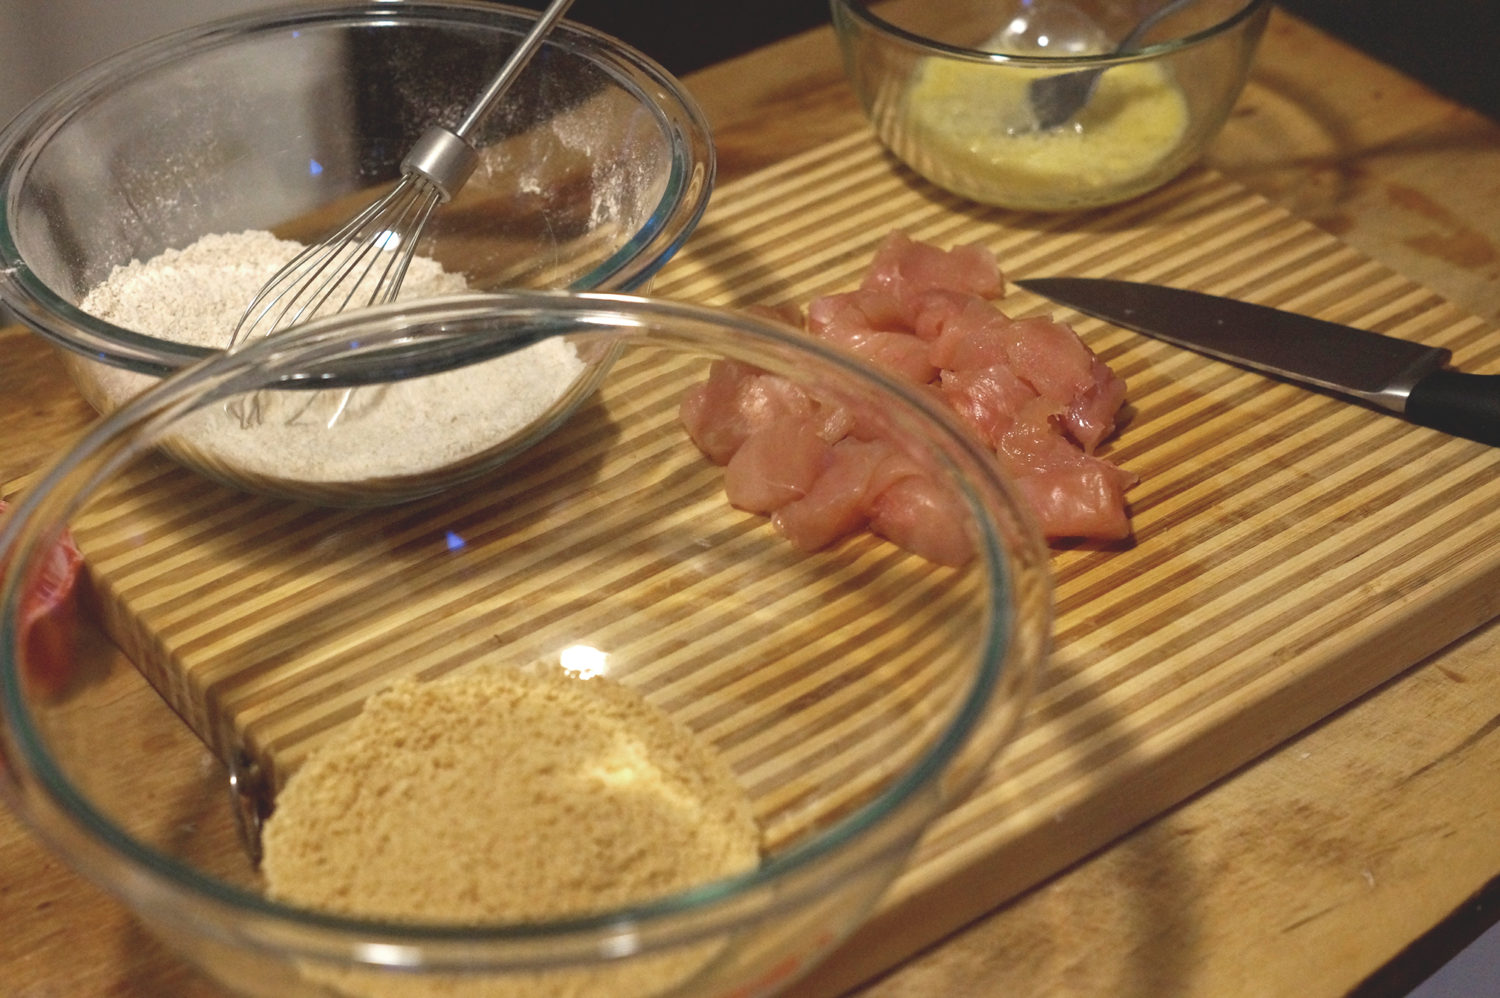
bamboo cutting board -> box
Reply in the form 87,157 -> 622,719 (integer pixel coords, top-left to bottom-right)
67,130 -> 1500,995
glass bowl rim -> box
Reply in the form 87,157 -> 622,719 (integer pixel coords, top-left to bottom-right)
0,0 -> 715,378
830,0 -> 1275,68
0,290 -> 1045,959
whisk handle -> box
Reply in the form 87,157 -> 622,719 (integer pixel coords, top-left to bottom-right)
452,0 -> 578,139
400,126 -> 479,201
399,0 -> 576,201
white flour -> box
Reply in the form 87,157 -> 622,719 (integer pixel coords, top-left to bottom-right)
79,231 -> 588,485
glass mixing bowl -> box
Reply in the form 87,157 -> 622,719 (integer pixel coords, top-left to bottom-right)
0,292 -> 1050,998
831,0 -> 1271,211
0,0 -> 713,502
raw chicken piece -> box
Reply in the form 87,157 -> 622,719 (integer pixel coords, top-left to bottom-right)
1002,315 -> 1099,394
926,296 -> 1018,371
940,364 -> 1052,449
996,423 -> 1136,540
679,360 -> 821,464
931,302 -> 1130,454
861,232 -> 1004,322
1065,356 -> 1130,454
768,435 -> 975,565
910,288 -> 984,341
724,416 -> 831,514
867,474 -> 975,567
808,289 -> 940,384
806,287 -> 907,335
0,499 -> 83,699
822,328 -> 939,385
930,304 -> 1113,417
1009,464 -> 1133,541
772,438 -> 892,553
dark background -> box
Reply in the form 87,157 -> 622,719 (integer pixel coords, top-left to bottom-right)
1277,0 -> 1499,120
511,0 -> 1500,123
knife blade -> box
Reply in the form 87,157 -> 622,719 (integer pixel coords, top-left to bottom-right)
1016,277 -> 1500,447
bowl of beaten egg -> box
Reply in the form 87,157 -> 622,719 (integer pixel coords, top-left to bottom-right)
831,0 -> 1271,210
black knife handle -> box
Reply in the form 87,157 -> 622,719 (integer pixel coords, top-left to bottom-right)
1404,370 -> 1500,447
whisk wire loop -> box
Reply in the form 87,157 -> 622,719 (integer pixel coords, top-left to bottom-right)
227,0 -> 574,374
223,0 -> 574,432
232,0 -> 573,346
228,175 -> 446,346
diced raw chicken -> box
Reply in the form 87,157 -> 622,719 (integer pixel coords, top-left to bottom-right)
996,423 -> 1136,540
1001,315 -> 1105,409
772,438 -> 891,553
724,416 -> 831,513
822,328 -> 939,385
806,288 -> 908,335
909,288 -> 982,341
926,296 -> 1017,371
1009,464 -> 1133,541
679,360 -> 821,464
931,304 -> 1105,414
861,232 -> 1004,322
682,232 -> 1135,560
940,364 -> 1051,449
868,474 -> 975,567
808,289 -> 939,384
1064,356 -> 1130,454
931,303 -> 1129,454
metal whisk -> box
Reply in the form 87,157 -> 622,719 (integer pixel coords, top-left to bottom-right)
229,0 -> 576,347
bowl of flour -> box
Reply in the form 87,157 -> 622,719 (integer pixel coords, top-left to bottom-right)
0,0 -> 714,501
76,232 -> 604,505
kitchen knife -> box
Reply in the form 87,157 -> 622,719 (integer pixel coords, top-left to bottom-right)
1016,277 -> 1500,447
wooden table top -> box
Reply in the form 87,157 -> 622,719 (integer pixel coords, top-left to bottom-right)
5,8 -> 1500,996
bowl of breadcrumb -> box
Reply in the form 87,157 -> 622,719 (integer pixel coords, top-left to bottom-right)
0,0 -> 712,504
0,291 -> 1049,998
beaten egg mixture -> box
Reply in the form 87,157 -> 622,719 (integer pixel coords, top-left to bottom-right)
905,54 -> 1190,209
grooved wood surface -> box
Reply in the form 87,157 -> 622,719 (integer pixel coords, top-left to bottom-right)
70,128 -> 1500,993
